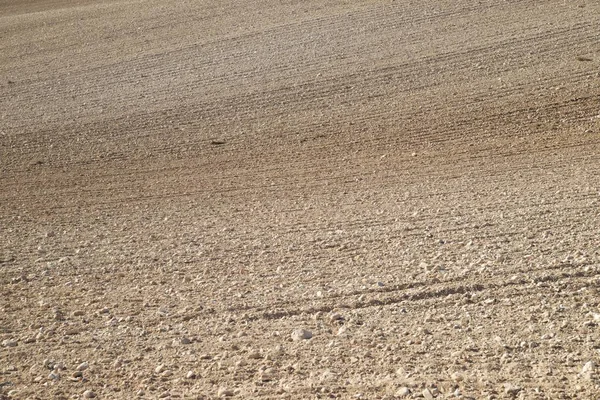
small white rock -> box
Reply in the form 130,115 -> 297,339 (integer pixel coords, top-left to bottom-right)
185,370 -> 196,379
422,388 -> 434,400
2,339 -> 17,347
83,390 -> 96,398
581,361 -> 595,380
155,364 -> 166,374
291,329 -> 312,341
77,362 -> 89,371
396,387 -> 410,397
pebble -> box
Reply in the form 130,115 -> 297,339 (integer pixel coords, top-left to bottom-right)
73,310 -> 85,317
2,339 -> 17,347
247,350 -> 262,359
48,372 -> 60,380
155,364 -> 166,374
180,337 -> 192,345
77,362 -> 89,371
422,388 -> 434,400
396,387 -> 410,397
83,390 -> 97,398
581,361 -> 595,380
504,383 -> 522,396
330,313 -> 343,322
217,387 -> 234,397
260,368 -> 274,381
186,370 -> 196,379
291,329 -> 312,341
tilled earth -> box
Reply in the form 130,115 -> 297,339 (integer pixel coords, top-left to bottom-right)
2,0 -> 600,399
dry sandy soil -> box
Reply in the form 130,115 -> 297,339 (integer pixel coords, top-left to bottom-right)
1,0 -> 600,399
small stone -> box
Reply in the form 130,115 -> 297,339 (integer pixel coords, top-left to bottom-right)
581,361 -> 595,380
7,390 -> 18,397
136,390 -> 145,396
73,310 -> 85,317
291,329 -> 312,341
83,390 -> 96,398
77,362 -> 89,371
186,370 -> 196,379
504,383 -> 522,396
260,368 -> 275,381
159,391 -> 170,398
217,387 -> 234,397
161,369 -> 173,377
155,364 -> 166,374
396,387 -> 410,397
180,337 -> 191,345
72,371 -> 83,378
48,371 -> 60,380
329,313 -> 343,322
247,350 -> 262,360
422,388 -> 434,400
450,371 -> 464,382
2,339 -> 17,347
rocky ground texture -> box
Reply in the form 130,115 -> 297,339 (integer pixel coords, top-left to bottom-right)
1,0 -> 600,399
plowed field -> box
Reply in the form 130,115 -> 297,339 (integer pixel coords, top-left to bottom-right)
1,0 -> 600,399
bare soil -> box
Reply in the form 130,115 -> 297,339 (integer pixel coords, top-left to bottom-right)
1,0 -> 600,399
